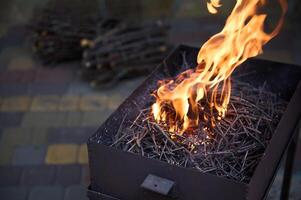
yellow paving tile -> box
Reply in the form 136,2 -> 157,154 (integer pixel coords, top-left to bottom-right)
79,95 -> 108,111
59,95 -> 80,111
30,95 -> 60,111
0,96 -> 32,112
7,56 -> 35,70
77,144 -> 89,164
45,144 -> 78,164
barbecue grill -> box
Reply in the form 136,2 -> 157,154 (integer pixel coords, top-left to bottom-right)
87,45 -> 301,200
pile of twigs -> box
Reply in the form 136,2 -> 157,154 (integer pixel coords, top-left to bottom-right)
81,20 -> 171,88
110,80 -> 287,183
28,8 -> 100,64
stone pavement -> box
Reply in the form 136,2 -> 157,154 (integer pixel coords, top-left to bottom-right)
0,42 -> 146,199
0,20 -> 301,200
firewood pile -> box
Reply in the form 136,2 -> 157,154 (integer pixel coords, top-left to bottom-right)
81,20 -> 171,88
28,7 -> 171,87
28,8 -> 100,64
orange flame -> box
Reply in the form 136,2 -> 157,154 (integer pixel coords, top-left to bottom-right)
152,0 -> 287,135
207,0 -> 222,14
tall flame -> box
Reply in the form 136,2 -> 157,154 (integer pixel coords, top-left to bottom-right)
152,0 -> 287,135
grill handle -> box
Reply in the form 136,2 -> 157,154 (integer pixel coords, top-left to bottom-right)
141,174 -> 176,197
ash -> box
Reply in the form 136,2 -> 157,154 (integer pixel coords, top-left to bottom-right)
110,79 -> 287,183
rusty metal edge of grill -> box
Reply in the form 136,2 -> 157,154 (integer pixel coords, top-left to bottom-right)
87,45 -> 301,200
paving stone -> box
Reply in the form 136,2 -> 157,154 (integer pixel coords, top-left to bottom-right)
0,186 -> 28,200
59,96 -> 80,111
65,112 -> 82,126
0,71 -> 22,83
55,165 -> 81,186
27,83 -> 69,95
81,111 -> 112,127
1,127 -> 47,147
106,94 -> 123,110
12,145 -> 47,166
35,68 -> 74,83
0,112 -> 24,128
21,112 -> 67,127
79,95 -> 108,111
21,166 -> 56,185
1,128 -> 32,147
0,166 -> 23,186
0,142 -> 14,165
81,165 -> 90,186
67,81 -> 94,95
0,64 -> 6,71
78,144 -> 88,164
30,95 -> 61,112
0,70 -> 35,84
0,96 -> 32,112
45,144 -> 78,164
29,186 -> 64,200
47,127 -> 92,144
30,127 -> 48,145
0,84 -> 28,96
64,185 -> 88,200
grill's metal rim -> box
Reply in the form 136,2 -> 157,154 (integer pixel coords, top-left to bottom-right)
87,45 -> 301,200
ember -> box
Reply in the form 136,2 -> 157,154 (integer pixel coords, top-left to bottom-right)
110,66 -> 287,183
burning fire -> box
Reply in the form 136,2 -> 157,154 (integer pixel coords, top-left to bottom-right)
207,0 -> 222,14
151,0 -> 287,135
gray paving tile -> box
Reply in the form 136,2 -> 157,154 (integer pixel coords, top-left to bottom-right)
0,186 -> 28,200
65,112 -> 82,127
0,70 -> 35,84
67,81 -> 94,95
55,165 -> 81,186
81,165 -> 90,186
27,83 -> 69,95
12,145 -> 46,166
81,111 -> 112,127
0,166 -> 23,186
0,84 -> 28,96
0,112 -> 24,128
21,166 -> 56,186
21,112 -> 67,127
64,185 -> 88,200
34,68 -> 74,83
47,127 -> 95,144
29,186 -> 64,200
30,127 -> 48,145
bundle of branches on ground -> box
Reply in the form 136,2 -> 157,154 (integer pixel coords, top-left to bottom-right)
28,8 -> 102,64
110,80 -> 287,183
81,20 -> 171,88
